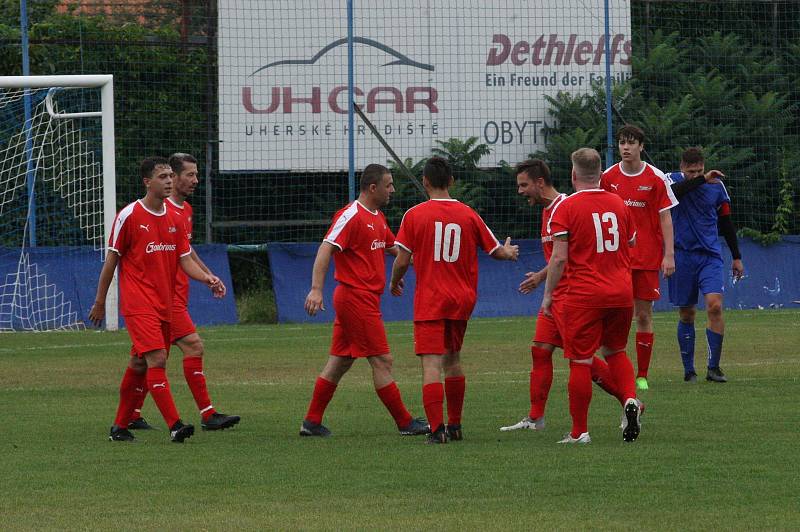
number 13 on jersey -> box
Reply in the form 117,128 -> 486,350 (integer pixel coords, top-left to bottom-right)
434,221 -> 462,262
592,212 -> 619,252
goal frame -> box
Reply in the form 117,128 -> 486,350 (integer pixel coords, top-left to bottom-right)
0,74 -> 118,330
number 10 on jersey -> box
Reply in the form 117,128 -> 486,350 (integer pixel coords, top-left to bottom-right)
434,221 -> 462,262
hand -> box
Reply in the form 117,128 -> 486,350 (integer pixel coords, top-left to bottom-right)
503,237 -> 519,261
519,271 -> 543,294
304,288 -> 325,316
731,259 -> 744,281
88,301 -> 105,327
390,278 -> 404,297
209,275 -> 227,298
541,295 -> 553,317
661,254 -> 675,278
206,274 -> 225,298
704,170 -> 724,184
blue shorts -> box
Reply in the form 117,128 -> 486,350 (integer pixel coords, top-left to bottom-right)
668,251 -> 725,307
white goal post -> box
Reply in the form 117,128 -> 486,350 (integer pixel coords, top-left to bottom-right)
0,75 -> 118,331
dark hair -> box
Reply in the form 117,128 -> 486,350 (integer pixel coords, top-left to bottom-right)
680,147 -> 704,166
423,156 -> 451,189
515,159 -> 552,185
618,124 -> 645,144
360,163 -> 390,191
140,156 -> 171,180
169,152 -> 198,175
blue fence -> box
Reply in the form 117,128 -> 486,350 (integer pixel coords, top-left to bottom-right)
267,237 -> 800,323
0,244 -> 237,330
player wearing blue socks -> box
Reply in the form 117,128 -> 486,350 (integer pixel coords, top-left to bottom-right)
666,148 -> 744,383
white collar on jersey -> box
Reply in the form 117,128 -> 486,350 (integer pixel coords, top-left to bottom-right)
545,193 -> 566,209
355,200 -> 379,215
618,162 -> 647,177
166,197 -> 186,209
137,199 -> 167,216
430,198 -> 458,202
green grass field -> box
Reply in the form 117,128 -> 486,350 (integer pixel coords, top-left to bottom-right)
1,310 -> 799,530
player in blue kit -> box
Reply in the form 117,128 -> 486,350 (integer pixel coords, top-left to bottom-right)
666,148 -> 744,383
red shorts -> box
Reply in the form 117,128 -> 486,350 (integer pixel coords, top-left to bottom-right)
170,306 -> 197,343
330,285 -> 389,358
125,314 -> 171,358
532,302 -> 563,348
633,269 -> 662,301
414,319 -> 468,355
553,303 -> 633,360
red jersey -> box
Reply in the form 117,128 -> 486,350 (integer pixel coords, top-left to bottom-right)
324,200 -> 395,294
395,199 -> 500,321
547,189 -> 634,308
108,200 -> 191,320
541,193 -> 568,300
166,197 -> 193,308
601,162 -> 678,270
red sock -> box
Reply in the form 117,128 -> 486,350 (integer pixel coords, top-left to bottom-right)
305,377 -> 337,424
146,367 -> 180,428
568,362 -> 592,438
444,375 -> 466,425
636,332 -> 655,378
376,381 -> 413,428
113,367 -> 145,428
591,356 -> 624,406
129,386 -> 147,422
605,352 -> 637,402
529,346 -> 553,419
422,382 -> 444,432
183,356 -> 216,421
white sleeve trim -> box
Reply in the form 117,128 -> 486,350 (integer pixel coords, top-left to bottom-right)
322,238 -> 343,251
395,240 -> 412,253
488,243 -> 501,255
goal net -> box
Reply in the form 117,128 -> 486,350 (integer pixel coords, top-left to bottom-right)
0,75 -> 117,331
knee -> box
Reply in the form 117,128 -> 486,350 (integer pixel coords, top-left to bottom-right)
706,301 -> 723,320
145,351 -> 168,368
679,307 -> 695,324
180,337 -> 204,357
129,357 -> 147,374
370,355 -> 393,373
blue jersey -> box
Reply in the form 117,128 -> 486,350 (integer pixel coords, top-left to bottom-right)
666,172 -> 730,257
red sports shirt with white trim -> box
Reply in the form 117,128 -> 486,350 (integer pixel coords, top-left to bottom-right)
166,197 -> 193,308
108,200 -> 191,320
601,162 -> 678,270
541,193 -> 569,300
323,200 -> 395,294
395,199 -> 500,321
547,189 -> 634,308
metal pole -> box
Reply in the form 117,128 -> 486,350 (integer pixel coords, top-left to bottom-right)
347,0 -> 356,201
20,0 -> 36,247
205,141 -> 213,243
101,78 -> 118,331
603,0 -> 614,168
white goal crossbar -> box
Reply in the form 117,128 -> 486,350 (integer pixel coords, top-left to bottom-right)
0,75 -> 118,331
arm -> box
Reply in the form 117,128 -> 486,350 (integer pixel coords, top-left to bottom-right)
490,237 -> 519,261
304,242 -> 337,316
717,213 -> 744,279
519,265 -> 547,294
180,253 -> 223,297
385,245 -> 399,257
670,170 -> 724,199
189,248 -> 227,297
541,238 -> 567,317
88,252 -> 119,327
389,247 -> 412,296
659,210 -> 675,277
